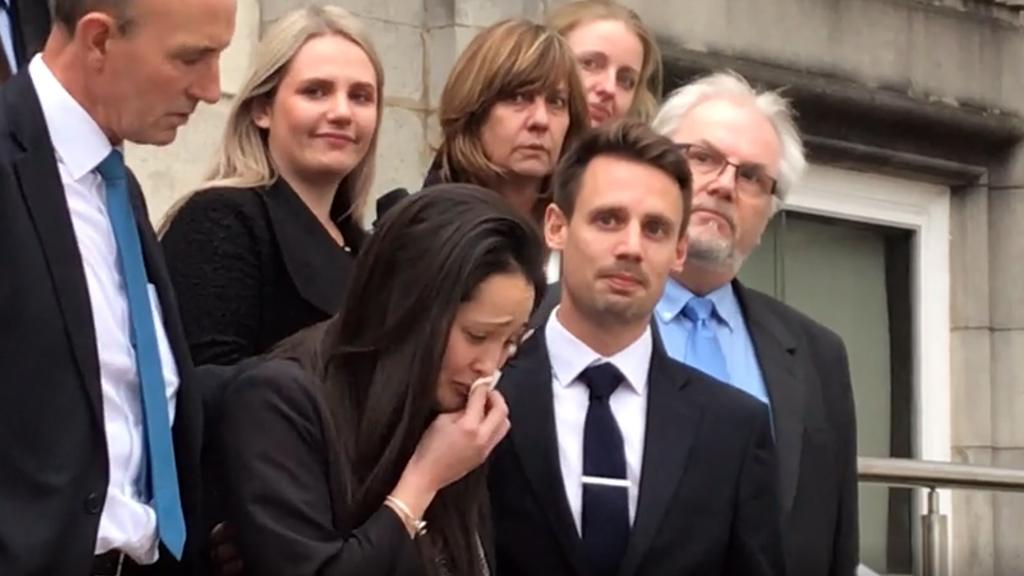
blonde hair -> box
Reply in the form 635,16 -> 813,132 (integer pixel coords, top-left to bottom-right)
546,0 -> 663,123
164,6 -> 383,230
653,71 -> 806,209
437,19 -> 589,192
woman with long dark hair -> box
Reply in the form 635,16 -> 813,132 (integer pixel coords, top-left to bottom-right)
218,183 -> 547,575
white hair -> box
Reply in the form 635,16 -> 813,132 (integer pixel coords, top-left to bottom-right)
651,71 -> 806,210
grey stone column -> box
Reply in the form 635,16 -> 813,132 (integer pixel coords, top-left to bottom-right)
950,177 -> 994,575
989,142 -> 1024,575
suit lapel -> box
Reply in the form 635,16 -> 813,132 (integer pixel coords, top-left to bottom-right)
619,334 -> 702,576
5,75 -> 104,425
734,281 -> 804,515
503,328 -> 589,576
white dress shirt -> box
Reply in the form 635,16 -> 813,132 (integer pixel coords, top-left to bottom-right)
545,251 -> 561,283
28,55 -> 180,564
545,308 -> 651,534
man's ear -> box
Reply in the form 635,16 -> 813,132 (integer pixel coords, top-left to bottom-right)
671,227 -> 689,273
76,13 -> 119,69
544,203 -> 568,252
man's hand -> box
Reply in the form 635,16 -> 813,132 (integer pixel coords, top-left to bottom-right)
210,522 -> 243,576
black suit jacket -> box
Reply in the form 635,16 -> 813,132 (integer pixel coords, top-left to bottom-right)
10,0 -> 50,67
531,282 -> 859,576
217,358 -> 494,576
489,321 -> 785,576
161,182 -> 364,366
733,282 -> 859,576
0,72 -> 203,575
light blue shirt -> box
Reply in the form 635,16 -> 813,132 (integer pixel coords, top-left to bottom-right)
0,0 -> 17,73
655,278 -> 772,407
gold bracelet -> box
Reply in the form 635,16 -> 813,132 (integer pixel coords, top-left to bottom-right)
385,495 -> 428,537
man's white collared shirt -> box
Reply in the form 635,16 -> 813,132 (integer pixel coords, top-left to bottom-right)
545,308 -> 651,534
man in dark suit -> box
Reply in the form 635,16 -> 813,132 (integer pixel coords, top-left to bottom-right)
648,72 -> 859,576
0,0 -> 235,574
0,0 -> 51,81
490,121 -> 784,576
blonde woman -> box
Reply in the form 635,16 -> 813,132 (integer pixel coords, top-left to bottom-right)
161,6 -> 383,366
547,0 -> 664,126
426,19 -> 589,227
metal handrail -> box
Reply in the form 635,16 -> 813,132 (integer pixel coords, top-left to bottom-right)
856,456 -> 1024,576
858,456 -> 1024,492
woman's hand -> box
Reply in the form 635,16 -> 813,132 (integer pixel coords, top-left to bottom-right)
390,385 -> 510,520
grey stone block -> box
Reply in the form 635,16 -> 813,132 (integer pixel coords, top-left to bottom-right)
950,185 -> 989,330
260,0 -> 424,28
951,447 -> 995,576
951,329 -> 992,448
992,330 -> 1024,448
426,25 -> 484,109
362,19 -> 424,103
368,106 -> 429,220
453,0 -> 546,27
993,449 -> 1024,575
221,0 -> 262,98
624,0 -> 1024,116
425,112 -> 441,153
990,147 -> 1024,329
426,0 -> 455,29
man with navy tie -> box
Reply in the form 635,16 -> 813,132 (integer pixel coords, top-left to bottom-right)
0,0 -> 235,574
651,72 -> 859,576
489,120 -> 784,576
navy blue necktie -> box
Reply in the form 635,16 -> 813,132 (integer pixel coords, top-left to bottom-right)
579,362 -> 630,576
98,150 -> 186,559
682,297 -> 730,383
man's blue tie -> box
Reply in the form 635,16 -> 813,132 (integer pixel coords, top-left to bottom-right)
682,297 -> 730,383
97,150 -> 186,560
579,362 -> 630,576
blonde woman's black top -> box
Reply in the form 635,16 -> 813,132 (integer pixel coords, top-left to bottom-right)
161,179 -> 365,366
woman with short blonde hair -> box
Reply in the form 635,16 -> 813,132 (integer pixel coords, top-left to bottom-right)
162,5 -> 384,365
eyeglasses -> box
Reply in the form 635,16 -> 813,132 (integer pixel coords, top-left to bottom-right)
674,143 -> 778,198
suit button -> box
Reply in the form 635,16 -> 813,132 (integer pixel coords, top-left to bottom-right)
84,492 -> 103,514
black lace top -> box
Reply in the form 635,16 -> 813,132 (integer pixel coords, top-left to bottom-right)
161,179 -> 366,366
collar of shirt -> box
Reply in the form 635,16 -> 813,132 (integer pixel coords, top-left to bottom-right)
544,306 -> 652,396
655,277 -> 741,333
28,55 -> 114,180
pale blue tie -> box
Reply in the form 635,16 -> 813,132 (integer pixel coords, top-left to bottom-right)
97,150 -> 186,559
682,297 -> 730,383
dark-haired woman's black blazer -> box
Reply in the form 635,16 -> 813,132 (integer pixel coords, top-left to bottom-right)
161,179 -> 365,366
219,358 -> 495,575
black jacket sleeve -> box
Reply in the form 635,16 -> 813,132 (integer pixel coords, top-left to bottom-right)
725,403 -> 786,576
161,189 -> 265,366
826,338 -> 860,576
220,359 -> 421,576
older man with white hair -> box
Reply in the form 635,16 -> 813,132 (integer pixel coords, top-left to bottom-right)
651,71 -> 858,576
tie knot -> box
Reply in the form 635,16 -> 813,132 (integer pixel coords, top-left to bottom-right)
579,363 -> 623,401
682,296 -> 716,323
97,149 -> 126,183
